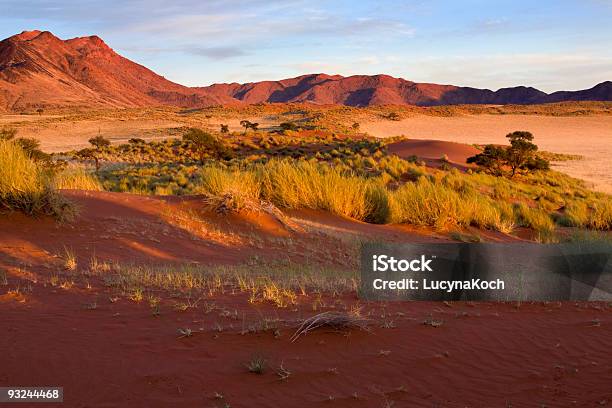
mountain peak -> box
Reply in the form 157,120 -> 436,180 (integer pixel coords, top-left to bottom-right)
66,35 -> 112,52
11,30 -> 44,41
9,30 -> 62,44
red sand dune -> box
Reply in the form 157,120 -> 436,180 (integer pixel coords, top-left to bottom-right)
1,191 -> 611,407
1,30 -> 611,110
0,190 -> 447,270
387,139 -> 480,165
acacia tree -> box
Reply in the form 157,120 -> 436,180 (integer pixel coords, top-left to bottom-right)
77,148 -> 101,173
220,124 -> 229,134
467,131 -> 549,177
77,136 -> 110,173
239,120 -> 259,134
240,120 -> 252,134
88,135 -> 111,150
505,131 -> 538,177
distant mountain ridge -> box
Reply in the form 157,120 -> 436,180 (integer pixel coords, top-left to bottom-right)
1,30 -> 611,111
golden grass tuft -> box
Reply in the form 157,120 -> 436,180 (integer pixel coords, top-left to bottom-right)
260,160 -> 375,221
0,140 -> 76,221
54,168 -> 103,191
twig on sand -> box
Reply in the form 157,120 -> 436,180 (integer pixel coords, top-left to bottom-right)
290,310 -> 370,342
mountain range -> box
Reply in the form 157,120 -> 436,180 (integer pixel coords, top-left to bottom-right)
1,30 -> 611,111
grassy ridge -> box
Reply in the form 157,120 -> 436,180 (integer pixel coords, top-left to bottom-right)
191,157 -> 612,240
59,132 -> 612,238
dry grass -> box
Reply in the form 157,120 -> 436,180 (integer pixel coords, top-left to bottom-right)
192,158 -> 611,240
246,356 -> 267,374
99,262 -> 356,302
62,247 -> 77,271
197,160 -> 523,233
0,140 -> 76,220
290,309 -> 370,342
260,160 -> 377,221
54,167 -> 102,191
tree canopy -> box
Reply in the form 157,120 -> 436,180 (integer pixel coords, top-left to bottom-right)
467,131 -> 549,177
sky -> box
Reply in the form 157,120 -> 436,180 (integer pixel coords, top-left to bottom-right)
1,0 -> 611,92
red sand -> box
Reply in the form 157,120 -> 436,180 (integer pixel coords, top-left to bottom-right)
1,191 -> 611,407
387,139 -> 480,167
2,288 -> 611,407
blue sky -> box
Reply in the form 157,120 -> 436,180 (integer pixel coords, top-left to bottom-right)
1,0 -> 611,91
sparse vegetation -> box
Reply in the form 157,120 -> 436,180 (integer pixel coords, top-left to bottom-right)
2,114 -> 602,238
51,128 -> 610,238
246,356 -> 266,374
0,127 -> 17,141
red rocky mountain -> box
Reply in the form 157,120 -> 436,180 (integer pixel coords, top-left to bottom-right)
1,31 -> 610,111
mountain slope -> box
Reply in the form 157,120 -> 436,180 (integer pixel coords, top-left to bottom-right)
0,30 -> 233,111
201,75 -> 558,106
543,81 -> 612,103
1,30 -> 611,110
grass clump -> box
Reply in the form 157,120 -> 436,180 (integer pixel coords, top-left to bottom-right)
198,166 -> 260,213
68,131 -> 610,238
390,178 -> 472,228
513,203 -> 556,241
561,200 -> 612,230
260,159 -> 375,220
0,140 -> 75,221
246,356 -> 266,374
54,168 -> 102,191
291,309 -> 370,342
389,178 -> 511,231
